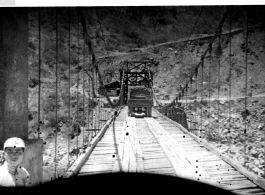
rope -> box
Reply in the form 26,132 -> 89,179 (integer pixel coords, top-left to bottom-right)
92,70 -> 95,136
244,7 -> 249,165
166,7 -> 204,80
38,7 -> 41,139
185,85 -> 188,109
54,7 -> 59,179
77,8 -> 121,108
87,57 -> 91,145
76,14 -> 80,158
195,72 -> 198,132
208,47 -> 212,139
217,28 -> 221,136
176,7 -> 204,62
159,7 -> 232,116
82,40 -> 85,148
189,78 -> 193,129
228,9 -> 232,157
95,8 -> 116,73
188,7 -> 232,92
200,59 -> 204,137
67,7 -> 71,169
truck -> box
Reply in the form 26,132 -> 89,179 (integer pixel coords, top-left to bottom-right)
127,86 -> 153,117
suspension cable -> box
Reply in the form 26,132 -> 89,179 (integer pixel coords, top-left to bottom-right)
166,7 -> 204,80
54,7 -> 59,179
67,7 -> 71,169
162,7 -> 232,113
95,9 -> 111,62
176,7 -> 204,62
38,7 -> 41,139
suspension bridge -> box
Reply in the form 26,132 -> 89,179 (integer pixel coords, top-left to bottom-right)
0,6 -> 265,194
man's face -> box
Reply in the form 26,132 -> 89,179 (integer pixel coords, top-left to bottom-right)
4,147 -> 24,167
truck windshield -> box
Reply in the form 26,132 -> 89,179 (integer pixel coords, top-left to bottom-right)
130,90 -> 151,99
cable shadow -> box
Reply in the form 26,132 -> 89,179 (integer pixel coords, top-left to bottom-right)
112,114 -> 122,171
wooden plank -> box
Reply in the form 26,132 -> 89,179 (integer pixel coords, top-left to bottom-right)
112,120 -> 126,172
204,167 -> 236,172
208,170 -> 243,175
144,162 -> 172,170
64,107 -> 123,178
145,118 -> 193,180
211,174 -> 246,180
220,179 -> 253,186
78,170 -> 110,175
154,108 -> 265,190
85,159 -> 116,164
232,188 -> 265,194
222,183 -> 257,191
80,164 -> 114,172
130,117 -> 144,173
148,117 -> 222,187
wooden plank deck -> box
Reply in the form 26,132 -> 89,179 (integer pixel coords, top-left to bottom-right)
74,106 -> 265,195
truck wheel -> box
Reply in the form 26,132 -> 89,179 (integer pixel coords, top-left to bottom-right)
147,108 -> 151,117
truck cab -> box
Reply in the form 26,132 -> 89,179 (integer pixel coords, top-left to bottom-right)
127,86 -> 153,117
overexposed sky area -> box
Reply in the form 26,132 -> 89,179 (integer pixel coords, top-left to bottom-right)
0,0 -> 15,6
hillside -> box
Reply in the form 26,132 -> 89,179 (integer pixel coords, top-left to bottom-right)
26,6 -> 265,181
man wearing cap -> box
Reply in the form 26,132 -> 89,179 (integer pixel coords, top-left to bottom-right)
0,137 -> 30,187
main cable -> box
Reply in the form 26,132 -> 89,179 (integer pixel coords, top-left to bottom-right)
165,7 -> 204,81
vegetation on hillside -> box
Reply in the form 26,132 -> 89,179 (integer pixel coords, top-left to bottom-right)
26,6 -> 265,181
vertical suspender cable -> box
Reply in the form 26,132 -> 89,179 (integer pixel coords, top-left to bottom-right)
76,15 -> 80,158
228,9 -> 232,157
185,84 -> 188,108
92,69 -> 95,137
67,7 -> 71,169
87,72 -> 90,145
82,41 -> 85,148
244,8 -> 249,165
208,48 -> 212,138
95,71 -> 100,130
96,72 -> 99,130
200,60 -> 204,138
54,7 -> 59,179
86,50 -> 91,144
195,72 -> 198,132
217,29 -> 221,136
38,7 -> 41,139
190,79 -> 193,130
88,65 -> 91,143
